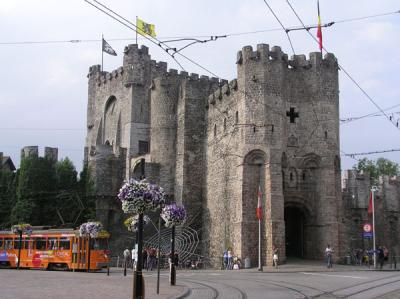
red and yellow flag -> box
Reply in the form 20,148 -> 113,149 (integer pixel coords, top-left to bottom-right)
316,0 -> 323,52
256,185 -> 262,220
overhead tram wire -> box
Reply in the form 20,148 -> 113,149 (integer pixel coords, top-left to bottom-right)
341,103 -> 400,124
343,148 -> 400,157
83,0 -> 186,71
89,0 -> 221,78
261,0 -> 357,161
1,9 -> 398,46
262,0 -> 296,55
285,0 -> 400,133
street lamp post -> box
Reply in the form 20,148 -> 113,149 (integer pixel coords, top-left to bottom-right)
371,186 -> 378,269
170,225 -> 176,286
133,158 -> 146,299
133,213 -> 145,299
17,230 -> 22,270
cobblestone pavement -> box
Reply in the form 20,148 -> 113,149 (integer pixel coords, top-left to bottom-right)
1,260 -> 399,299
172,261 -> 400,299
0,268 -> 185,299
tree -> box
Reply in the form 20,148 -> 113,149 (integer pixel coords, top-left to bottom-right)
56,157 -> 78,191
0,169 -> 17,228
11,156 -> 58,225
78,164 -> 96,221
353,157 -> 400,184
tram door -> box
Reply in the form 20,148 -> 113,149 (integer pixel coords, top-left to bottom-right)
76,237 -> 88,269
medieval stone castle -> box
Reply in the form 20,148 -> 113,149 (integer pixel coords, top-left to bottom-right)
83,43 -> 400,266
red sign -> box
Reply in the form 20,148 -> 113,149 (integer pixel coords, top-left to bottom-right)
363,223 -> 372,233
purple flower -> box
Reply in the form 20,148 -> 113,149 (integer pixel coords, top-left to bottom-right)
117,179 -> 165,214
161,203 -> 187,228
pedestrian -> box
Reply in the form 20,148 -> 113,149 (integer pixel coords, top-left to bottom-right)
143,248 -> 148,270
325,244 -> 333,268
148,247 -> 156,271
174,252 -> 179,268
227,249 -> 233,270
378,246 -> 385,270
131,246 -> 137,269
223,250 -> 228,269
272,246 -> 279,268
123,247 -> 131,269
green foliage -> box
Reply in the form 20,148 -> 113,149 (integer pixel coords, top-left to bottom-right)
353,157 -> 400,184
12,156 -> 58,225
56,157 -> 78,190
78,165 -> 96,221
5,156 -> 97,228
0,169 -> 17,228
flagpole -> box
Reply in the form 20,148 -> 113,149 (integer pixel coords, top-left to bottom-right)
101,34 -> 104,72
371,187 -> 377,268
136,16 -> 138,44
258,218 -> 263,271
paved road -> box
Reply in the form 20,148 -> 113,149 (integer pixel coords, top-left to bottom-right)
174,270 -> 400,299
1,262 -> 399,299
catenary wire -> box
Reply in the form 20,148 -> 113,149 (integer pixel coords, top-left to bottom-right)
262,0 -> 296,55
1,9 -> 398,45
285,0 -> 400,133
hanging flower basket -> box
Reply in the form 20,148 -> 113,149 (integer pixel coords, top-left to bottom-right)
124,215 -> 151,232
118,179 -> 165,214
161,203 -> 187,228
79,221 -> 103,238
11,223 -> 33,235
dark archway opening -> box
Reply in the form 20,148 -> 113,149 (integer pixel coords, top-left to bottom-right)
284,207 -> 305,258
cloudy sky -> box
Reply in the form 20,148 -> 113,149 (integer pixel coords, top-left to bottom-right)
1,0 -> 399,173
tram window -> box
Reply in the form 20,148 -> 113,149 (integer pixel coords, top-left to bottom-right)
34,238 -> 47,250
0,238 -> 3,249
59,238 -> 70,250
4,238 -> 13,249
23,239 -> 33,250
91,238 -> 108,250
48,238 -> 58,250
14,239 -> 22,249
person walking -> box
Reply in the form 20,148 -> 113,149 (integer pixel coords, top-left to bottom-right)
131,246 -> 137,269
325,244 -> 333,268
227,249 -> 233,270
272,246 -> 279,269
123,248 -> 131,274
378,246 -> 385,270
223,250 -> 228,269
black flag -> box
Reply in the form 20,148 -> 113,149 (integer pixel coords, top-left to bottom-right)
102,38 -> 117,56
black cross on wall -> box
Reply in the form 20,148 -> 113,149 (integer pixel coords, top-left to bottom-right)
286,107 -> 299,123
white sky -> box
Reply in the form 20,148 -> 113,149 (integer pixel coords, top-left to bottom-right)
1,0 -> 399,173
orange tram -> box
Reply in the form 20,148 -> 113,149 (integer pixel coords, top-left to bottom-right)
0,228 -> 110,271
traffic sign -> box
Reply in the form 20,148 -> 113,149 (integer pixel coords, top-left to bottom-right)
363,232 -> 373,238
363,223 -> 372,233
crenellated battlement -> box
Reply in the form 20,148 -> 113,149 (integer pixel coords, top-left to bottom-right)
208,79 -> 239,107
95,66 -> 124,86
237,43 -> 338,70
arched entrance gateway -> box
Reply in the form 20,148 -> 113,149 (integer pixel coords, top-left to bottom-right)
284,205 -> 307,258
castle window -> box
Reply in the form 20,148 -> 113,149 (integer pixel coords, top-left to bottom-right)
290,172 -> 293,181
302,172 -> 306,180
324,131 -> 328,139
214,124 -> 217,137
224,118 -> 227,131
235,111 -> 239,124
138,140 -> 149,154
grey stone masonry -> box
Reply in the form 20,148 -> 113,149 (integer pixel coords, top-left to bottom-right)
85,42 -> 398,267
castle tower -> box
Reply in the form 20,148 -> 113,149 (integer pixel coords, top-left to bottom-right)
204,44 -> 341,266
149,72 -> 180,196
44,147 -> 58,164
21,146 -> 39,160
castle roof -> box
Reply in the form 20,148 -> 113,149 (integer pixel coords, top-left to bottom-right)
2,156 -> 16,171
